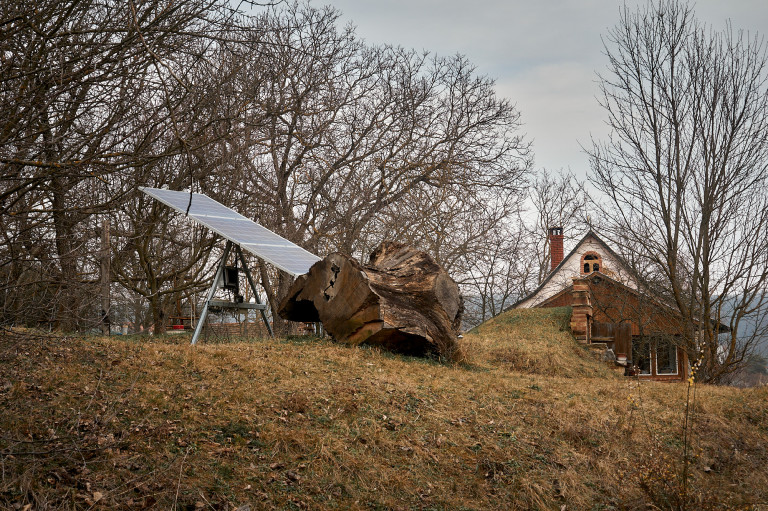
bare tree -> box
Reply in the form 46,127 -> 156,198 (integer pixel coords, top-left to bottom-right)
590,0 -> 768,383
223,3 -> 531,332
461,219 -> 531,327
525,169 -> 590,286
458,170 -> 589,326
0,0 -> 251,331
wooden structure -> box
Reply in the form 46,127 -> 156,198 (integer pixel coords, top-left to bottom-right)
538,272 -> 690,380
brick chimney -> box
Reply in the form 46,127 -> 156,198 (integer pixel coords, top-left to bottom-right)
549,227 -> 564,271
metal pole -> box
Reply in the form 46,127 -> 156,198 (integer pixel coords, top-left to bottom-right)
191,241 -> 232,345
237,246 -> 274,338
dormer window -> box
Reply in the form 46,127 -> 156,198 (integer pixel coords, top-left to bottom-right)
581,252 -> 602,274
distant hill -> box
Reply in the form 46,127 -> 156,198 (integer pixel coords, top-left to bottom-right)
1,309 -> 766,510
719,295 -> 768,357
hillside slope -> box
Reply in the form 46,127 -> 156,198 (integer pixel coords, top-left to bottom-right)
466,306 -> 614,378
1,309 -> 767,510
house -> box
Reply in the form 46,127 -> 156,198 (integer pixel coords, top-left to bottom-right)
513,228 -> 690,381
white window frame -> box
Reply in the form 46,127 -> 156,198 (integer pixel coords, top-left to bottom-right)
654,339 -> 679,376
632,338 -> 652,375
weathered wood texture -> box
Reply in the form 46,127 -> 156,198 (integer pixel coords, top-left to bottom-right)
278,242 -> 463,359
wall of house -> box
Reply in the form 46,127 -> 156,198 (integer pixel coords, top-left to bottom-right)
587,278 -> 684,337
540,276 -> 689,381
589,280 -> 689,381
539,291 -> 571,308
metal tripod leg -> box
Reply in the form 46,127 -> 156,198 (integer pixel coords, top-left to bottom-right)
191,241 -> 232,345
237,247 -> 274,338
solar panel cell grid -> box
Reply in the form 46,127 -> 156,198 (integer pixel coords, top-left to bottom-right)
139,187 -> 321,276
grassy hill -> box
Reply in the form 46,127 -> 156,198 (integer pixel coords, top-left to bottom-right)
1,308 -> 766,510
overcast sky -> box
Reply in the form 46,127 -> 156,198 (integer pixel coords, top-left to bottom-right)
323,1 -> 768,178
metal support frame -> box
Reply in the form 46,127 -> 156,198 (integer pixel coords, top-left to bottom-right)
191,241 -> 274,345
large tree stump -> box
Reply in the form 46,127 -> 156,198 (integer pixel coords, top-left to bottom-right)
278,242 -> 463,360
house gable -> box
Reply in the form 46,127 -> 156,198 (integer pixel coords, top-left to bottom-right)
514,231 -> 637,309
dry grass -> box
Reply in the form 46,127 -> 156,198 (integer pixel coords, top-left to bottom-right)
465,307 -> 615,378
1,310 -> 766,510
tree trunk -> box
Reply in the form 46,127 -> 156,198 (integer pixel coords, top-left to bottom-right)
52,183 -> 81,332
278,242 -> 464,361
100,218 -> 111,335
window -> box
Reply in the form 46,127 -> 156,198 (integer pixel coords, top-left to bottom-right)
655,337 -> 678,375
580,252 -> 602,274
632,338 -> 651,375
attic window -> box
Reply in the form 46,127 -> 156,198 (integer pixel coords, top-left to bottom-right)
581,252 -> 602,274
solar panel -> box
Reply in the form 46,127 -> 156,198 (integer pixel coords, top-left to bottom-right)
140,187 -> 321,276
